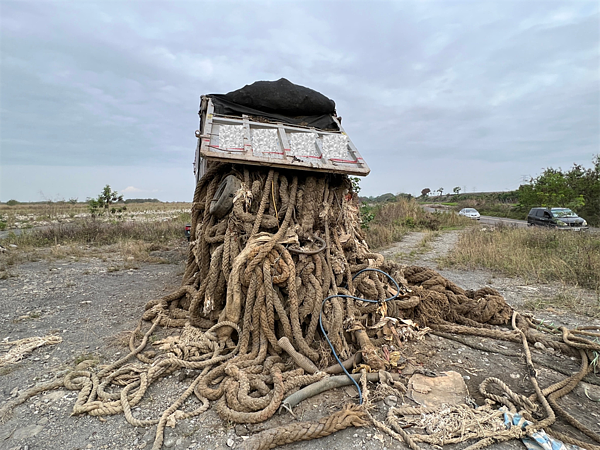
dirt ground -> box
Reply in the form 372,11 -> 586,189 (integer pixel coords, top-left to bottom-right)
1,230 -> 599,450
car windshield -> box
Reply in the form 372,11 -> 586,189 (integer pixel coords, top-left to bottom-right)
551,208 -> 576,218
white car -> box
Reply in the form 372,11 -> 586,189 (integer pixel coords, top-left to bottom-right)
459,208 -> 480,220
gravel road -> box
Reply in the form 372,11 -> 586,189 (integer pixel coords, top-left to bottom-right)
1,233 -> 599,450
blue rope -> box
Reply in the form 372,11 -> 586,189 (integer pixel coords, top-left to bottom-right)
318,268 -> 400,405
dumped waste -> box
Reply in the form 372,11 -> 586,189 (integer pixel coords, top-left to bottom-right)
0,335 -> 62,367
1,81 -> 599,450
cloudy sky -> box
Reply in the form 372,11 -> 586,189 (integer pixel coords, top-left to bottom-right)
1,0 -> 598,202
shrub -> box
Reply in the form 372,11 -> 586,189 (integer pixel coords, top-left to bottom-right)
88,185 -> 126,217
364,198 -> 472,248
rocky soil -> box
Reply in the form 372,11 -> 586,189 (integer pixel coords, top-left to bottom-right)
1,230 -> 599,450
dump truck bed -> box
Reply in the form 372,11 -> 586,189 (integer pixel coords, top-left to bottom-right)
195,96 -> 370,181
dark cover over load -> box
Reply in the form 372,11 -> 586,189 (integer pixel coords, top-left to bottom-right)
208,78 -> 339,130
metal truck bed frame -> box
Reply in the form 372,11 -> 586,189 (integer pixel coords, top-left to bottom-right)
195,97 -> 370,182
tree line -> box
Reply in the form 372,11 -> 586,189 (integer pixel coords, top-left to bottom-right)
518,154 -> 599,226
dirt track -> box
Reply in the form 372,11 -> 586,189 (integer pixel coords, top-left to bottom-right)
1,231 -> 599,450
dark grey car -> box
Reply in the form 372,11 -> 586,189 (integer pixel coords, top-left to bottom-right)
527,207 -> 588,230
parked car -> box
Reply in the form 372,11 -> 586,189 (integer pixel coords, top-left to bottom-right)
458,208 -> 480,220
526,207 -> 588,230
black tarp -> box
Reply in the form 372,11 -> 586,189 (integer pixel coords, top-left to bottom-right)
207,78 -> 339,130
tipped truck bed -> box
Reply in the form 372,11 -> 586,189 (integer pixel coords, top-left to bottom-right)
194,88 -> 370,181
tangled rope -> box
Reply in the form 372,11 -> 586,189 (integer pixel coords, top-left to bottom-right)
2,162 -> 599,450
383,311 -> 600,450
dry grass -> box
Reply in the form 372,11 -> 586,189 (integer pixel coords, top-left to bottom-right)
409,230 -> 441,256
365,199 -> 473,249
0,201 -> 192,229
524,289 -> 600,318
440,226 -> 600,292
0,213 -> 190,276
2,214 -> 190,248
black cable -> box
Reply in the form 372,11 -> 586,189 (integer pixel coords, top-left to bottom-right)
318,267 -> 401,405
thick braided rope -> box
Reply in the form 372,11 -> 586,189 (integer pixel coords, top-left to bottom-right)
242,404 -> 369,450
7,163 -> 595,450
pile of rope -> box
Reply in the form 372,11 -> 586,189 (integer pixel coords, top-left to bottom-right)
372,311 -> 600,450
1,163 -> 599,450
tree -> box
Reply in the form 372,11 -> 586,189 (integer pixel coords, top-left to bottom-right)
517,154 -> 599,226
564,155 -> 600,226
421,188 -> 431,197
396,192 -> 413,200
453,186 -> 461,195
88,185 -> 126,217
373,193 -> 396,203
437,187 -> 444,196
518,169 -> 583,209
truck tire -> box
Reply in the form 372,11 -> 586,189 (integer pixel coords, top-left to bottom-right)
209,175 -> 242,219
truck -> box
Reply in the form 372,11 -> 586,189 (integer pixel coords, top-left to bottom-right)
192,78 -> 370,183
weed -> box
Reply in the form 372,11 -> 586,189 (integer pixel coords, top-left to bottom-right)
406,231 -> 441,259
360,204 -> 375,229
589,337 -> 600,374
525,290 -> 599,317
441,226 -> 600,312
364,198 -> 472,249
418,230 -> 440,247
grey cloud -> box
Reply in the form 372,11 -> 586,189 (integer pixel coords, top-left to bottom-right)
1,1 -> 598,202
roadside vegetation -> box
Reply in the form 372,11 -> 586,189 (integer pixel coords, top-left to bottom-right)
517,154 -> 599,227
362,198 -> 473,249
419,154 -> 599,226
439,225 -> 600,294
